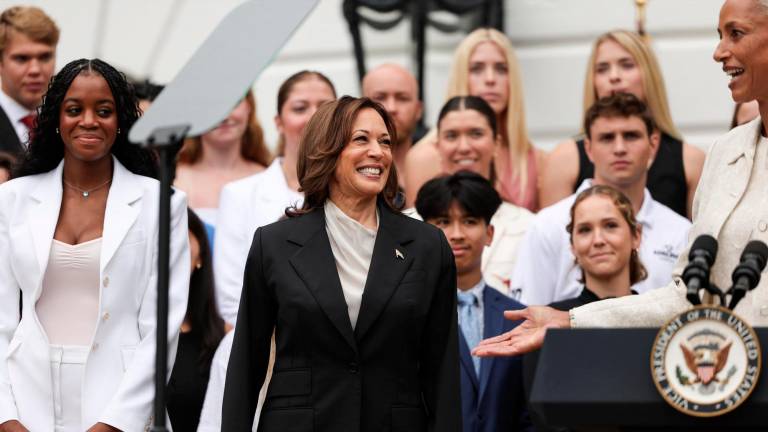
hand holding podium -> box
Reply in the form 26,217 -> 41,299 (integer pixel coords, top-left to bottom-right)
472,306 -> 570,357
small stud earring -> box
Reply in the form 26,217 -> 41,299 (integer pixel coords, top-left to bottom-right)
55,127 -> 59,134
117,128 -> 121,134
195,262 -> 202,270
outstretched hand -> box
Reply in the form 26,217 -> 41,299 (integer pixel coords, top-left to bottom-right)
0,420 -> 28,432
472,306 -> 570,357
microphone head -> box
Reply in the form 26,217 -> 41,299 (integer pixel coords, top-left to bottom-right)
742,240 -> 768,270
689,234 -> 718,265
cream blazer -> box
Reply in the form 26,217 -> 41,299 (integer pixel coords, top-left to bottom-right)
571,117 -> 768,328
0,158 -> 190,431
482,202 -> 533,297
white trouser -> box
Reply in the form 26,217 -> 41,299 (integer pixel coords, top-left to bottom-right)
49,345 -> 89,432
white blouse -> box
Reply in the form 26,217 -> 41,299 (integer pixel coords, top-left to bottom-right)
36,238 -> 101,346
324,200 -> 378,329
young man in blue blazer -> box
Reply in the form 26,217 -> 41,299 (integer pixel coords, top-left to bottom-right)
416,171 -> 532,432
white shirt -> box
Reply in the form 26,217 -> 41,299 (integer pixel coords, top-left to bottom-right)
571,120 -> 768,328
214,158 -> 303,325
513,180 -> 691,306
197,331 -> 269,432
0,90 -> 32,146
324,199 -> 378,329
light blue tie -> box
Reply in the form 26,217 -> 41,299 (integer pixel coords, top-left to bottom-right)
457,291 -> 481,375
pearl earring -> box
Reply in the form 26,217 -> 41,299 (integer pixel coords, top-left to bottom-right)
55,127 -> 59,134
117,128 -> 121,134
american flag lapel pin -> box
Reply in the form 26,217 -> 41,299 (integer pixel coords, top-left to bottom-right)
395,248 -> 404,260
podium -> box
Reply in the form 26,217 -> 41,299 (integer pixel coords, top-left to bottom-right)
529,328 -> 768,431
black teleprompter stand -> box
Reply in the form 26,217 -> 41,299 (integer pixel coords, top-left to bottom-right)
145,125 -> 189,432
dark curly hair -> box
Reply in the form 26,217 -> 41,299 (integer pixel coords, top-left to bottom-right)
13,58 -> 157,178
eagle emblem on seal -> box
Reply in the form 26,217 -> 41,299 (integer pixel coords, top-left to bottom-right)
677,329 -> 736,394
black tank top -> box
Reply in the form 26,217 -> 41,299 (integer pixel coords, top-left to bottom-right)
574,132 -> 687,217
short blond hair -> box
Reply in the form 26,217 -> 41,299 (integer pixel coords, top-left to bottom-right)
0,6 -> 59,57
445,28 -> 533,202
582,30 -> 681,141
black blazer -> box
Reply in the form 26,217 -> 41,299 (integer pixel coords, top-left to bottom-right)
0,104 -> 23,157
222,202 -> 462,432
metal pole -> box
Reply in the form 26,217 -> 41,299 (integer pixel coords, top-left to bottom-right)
150,143 -> 173,432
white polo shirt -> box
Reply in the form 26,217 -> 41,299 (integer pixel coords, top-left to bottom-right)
512,180 -> 691,306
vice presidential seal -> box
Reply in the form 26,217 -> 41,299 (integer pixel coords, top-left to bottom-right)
650,305 -> 761,417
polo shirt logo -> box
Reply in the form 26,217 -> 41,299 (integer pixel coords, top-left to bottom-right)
654,244 -> 680,262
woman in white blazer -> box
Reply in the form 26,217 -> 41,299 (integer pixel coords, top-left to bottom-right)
473,0 -> 768,357
0,59 -> 189,432
214,71 -> 336,325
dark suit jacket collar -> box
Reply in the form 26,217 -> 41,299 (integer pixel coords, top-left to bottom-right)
0,103 -> 22,155
480,285 -> 507,401
287,199 -> 416,353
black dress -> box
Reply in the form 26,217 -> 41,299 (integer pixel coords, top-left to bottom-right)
574,132 -> 688,218
167,331 -> 211,431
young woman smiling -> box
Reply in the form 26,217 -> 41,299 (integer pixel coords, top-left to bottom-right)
404,28 -> 543,212
433,95 -> 534,296
0,59 -> 189,432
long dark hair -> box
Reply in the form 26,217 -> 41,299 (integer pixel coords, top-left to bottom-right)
187,209 -> 226,370
13,58 -> 157,178
287,96 -> 401,216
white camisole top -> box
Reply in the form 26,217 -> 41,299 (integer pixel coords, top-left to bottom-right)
36,238 -> 101,346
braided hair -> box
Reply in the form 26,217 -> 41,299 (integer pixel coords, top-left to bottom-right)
14,58 -> 157,178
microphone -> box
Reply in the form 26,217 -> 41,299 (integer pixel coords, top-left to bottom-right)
682,235 -> 718,306
727,240 -> 768,310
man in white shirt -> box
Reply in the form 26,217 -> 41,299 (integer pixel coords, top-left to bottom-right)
0,6 -> 58,157
513,93 -> 691,305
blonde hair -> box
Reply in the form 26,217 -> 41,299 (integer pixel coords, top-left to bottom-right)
582,30 -> 681,140
0,6 -> 59,56
178,90 -> 271,166
445,28 -> 533,201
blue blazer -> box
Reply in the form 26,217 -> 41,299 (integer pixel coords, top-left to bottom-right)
459,285 -> 532,432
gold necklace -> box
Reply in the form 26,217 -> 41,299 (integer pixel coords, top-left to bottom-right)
62,178 -> 112,198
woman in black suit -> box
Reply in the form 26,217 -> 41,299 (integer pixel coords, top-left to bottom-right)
222,96 -> 461,432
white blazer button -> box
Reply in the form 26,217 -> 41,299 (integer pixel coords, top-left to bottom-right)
761,305 -> 768,317
103,277 -> 110,287
760,221 -> 768,232
103,312 -> 110,321
92,343 -> 99,351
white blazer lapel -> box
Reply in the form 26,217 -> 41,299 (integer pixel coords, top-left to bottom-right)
26,162 -> 64,293
100,159 -> 142,272
703,120 -> 761,238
